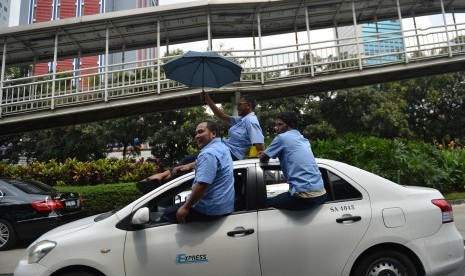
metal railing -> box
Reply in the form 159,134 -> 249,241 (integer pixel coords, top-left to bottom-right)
1,22 -> 465,118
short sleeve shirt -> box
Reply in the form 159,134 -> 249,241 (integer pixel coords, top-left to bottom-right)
264,130 -> 324,195
223,112 -> 264,160
193,138 -> 235,216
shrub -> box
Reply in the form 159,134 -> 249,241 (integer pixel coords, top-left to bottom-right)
312,134 -> 462,193
0,158 -> 159,186
56,183 -> 143,216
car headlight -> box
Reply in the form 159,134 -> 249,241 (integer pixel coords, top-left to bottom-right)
28,240 -> 57,264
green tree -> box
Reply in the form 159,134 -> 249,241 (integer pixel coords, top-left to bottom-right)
103,116 -> 150,159
398,73 -> 465,143
19,123 -> 108,162
146,107 -> 211,169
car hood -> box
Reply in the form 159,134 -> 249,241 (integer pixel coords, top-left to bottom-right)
37,214 -> 99,240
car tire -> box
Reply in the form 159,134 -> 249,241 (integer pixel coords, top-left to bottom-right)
59,271 -> 100,276
352,249 -> 417,276
0,218 -> 17,251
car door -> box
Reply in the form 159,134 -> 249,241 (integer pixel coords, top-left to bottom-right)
256,164 -> 371,276
123,169 -> 261,276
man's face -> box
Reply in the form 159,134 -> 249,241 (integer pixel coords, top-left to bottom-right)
195,122 -> 216,149
275,119 -> 289,134
236,98 -> 250,117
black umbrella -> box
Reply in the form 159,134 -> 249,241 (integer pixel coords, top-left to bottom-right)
162,51 -> 243,90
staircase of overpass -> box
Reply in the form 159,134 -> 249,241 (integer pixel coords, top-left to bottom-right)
1,1 -> 465,135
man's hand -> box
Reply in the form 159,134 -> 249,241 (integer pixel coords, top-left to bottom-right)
176,205 -> 190,224
259,151 -> 270,162
172,164 -> 190,173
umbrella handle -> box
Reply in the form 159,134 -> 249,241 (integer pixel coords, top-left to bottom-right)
200,89 -> 206,103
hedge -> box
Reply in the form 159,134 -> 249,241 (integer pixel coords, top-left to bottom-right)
56,183 -> 143,217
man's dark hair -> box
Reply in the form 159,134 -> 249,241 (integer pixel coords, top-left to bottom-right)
240,95 -> 257,110
204,120 -> 220,135
276,111 -> 299,129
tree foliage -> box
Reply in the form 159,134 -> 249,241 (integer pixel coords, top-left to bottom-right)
104,116 -> 150,159
145,107 -> 212,169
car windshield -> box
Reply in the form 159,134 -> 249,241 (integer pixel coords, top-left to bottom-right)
7,179 -> 56,194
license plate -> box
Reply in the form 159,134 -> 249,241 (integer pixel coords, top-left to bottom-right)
65,200 -> 77,207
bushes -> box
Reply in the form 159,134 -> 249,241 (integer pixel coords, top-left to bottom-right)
56,183 -> 143,217
312,134 -> 464,193
0,158 -> 159,186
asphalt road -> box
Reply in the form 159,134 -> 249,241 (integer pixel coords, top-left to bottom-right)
2,203 -> 465,276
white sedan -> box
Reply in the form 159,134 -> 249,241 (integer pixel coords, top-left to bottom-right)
14,158 -> 464,276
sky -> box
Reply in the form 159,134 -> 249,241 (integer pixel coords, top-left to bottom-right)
7,0 -> 465,53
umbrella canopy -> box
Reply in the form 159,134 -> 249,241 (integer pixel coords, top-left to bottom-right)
162,51 -> 242,89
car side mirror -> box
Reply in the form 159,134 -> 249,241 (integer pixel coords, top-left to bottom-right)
131,207 -> 150,225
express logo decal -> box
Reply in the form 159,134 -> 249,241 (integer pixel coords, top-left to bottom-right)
176,254 -> 208,264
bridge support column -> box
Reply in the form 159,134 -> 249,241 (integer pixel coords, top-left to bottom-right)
76,51 -> 81,93
256,11 -> 264,85
305,7 -> 314,77
413,15 -> 422,51
0,38 -> 6,118
51,32 -> 58,110
295,25 -> 301,75
232,91 -> 240,116
104,23 -> 109,102
157,19 -> 161,94
351,1 -> 362,70
396,0 -> 409,64
207,11 -> 212,51
452,11 -> 459,39
440,0 -> 452,57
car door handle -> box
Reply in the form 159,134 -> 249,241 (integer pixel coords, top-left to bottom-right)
227,228 -> 255,237
336,216 -> 362,223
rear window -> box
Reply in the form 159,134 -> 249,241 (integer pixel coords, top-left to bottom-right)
5,179 -> 56,194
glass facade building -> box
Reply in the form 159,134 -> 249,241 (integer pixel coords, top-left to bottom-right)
0,0 -> 9,27
336,20 -> 404,65
362,20 -> 404,64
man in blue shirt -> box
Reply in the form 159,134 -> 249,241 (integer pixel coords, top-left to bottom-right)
259,112 -> 326,210
136,92 -> 265,194
203,91 -> 265,160
161,120 -> 235,223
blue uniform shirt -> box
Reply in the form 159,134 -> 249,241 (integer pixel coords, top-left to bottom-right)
223,112 -> 264,160
264,130 -> 324,195
193,138 -> 235,216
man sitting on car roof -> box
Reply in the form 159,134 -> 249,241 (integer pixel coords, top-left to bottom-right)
259,111 -> 326,210
161,120 -> 235,223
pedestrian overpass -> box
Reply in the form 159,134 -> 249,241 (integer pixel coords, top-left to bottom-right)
1,0 -> 465,135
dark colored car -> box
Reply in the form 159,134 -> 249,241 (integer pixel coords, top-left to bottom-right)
0,178 -> 84,250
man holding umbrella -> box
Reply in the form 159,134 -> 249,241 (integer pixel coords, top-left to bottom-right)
137,92 -> 265,192
202,91 -> 265,160
137,51 -> 265,193
172,91 -> 265,172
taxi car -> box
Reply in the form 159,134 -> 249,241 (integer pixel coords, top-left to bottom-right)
14,158 -> 464,276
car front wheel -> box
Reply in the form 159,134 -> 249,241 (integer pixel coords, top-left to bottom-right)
59,270 -> 102,276
353,250 -> 418,276
0,219 -> 16,251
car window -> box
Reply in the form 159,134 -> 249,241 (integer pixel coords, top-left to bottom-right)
6,179 -> 55,194
0,181 -> 18,196
232,169 -> 247,212
263,169 -> 289,200
261,167 -> 362,203
321,169 -> 362,201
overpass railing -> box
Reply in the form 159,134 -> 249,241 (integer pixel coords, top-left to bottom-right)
1,22 -> 464,118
